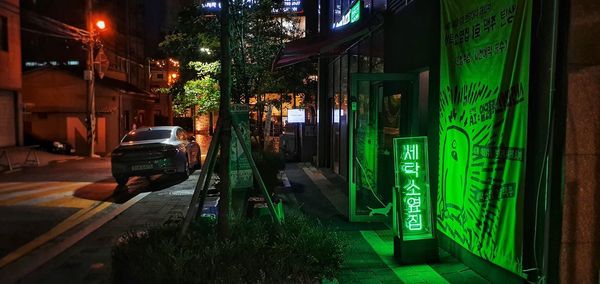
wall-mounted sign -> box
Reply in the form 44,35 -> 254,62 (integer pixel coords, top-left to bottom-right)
287,108 -> 305,123
279,0 -> 303,14
332,109 -> 345,123
201,1 -> 221,11
349,1 -> 361,23
332,0 -> 361,29
201,0 -> 303,14
393,136 -> 434,241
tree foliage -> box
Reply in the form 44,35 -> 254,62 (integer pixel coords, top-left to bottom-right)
172,61 -> 221,116
160,0 -> 317,106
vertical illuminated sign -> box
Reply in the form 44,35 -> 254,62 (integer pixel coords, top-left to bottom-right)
350,1 -> 360,23
393,136 -> 433,241
333,0 -> 361,29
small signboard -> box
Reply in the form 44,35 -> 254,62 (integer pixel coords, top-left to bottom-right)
287,108 -> 305,123
392,136 -> 437,263
229,104 -> 253,219
230,104 -> 253,189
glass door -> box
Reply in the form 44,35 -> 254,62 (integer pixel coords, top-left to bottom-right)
349,73 -> 419,223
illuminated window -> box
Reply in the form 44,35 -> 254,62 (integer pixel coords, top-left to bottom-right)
0,16 -> 7,52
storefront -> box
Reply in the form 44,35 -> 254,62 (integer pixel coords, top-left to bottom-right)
301,0 -> 437,224
273,0 -> 435,220
274,0 -> 572,282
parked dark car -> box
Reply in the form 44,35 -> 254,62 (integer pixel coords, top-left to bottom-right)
111,126 -> 201,185
24,133 -> 75,155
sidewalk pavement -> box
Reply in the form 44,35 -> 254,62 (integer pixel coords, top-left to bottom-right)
7,159 -> 487,283
282,163 -> 489,284
1,149 -> 82,173
13,172 -> 199,284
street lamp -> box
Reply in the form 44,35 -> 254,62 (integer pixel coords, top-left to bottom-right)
95,20 -> 106,31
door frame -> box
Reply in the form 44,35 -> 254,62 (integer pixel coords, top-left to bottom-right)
348,73 -> 419,222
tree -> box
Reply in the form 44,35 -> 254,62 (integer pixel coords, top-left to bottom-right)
160,0 -> 314,104
218,0 -> 233,238
172,61 -> 221,116
229,0 -> 296,101
159,6 -> 220,79
158,5 -> 220,121
166,1 -> 317,237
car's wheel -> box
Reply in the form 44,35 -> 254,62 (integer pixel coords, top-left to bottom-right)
115,176 -> 128,186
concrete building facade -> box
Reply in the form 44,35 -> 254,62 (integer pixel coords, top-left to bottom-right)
0,0 -> 22,147
560,0 -> 600,282
274,0 -> 599,282
22,68 -> 168,156
19,0 -> 173,154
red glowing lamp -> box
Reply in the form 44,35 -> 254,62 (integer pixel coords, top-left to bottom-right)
95,20 -> 107,31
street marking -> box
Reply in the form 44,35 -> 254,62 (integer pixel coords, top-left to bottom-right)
0,201 -> 111,268
0,182 -> 90,201
0,182 -> 22,190
0,192 -> 150,283
0,183 -> 87,206
16,191 -> 76,206
0,182 -> 59,193
37,197 -> 98,209
360,230 -> 449,284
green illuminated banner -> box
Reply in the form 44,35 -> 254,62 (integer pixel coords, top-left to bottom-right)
438,0 -> 531,274
393,137 -> 433,241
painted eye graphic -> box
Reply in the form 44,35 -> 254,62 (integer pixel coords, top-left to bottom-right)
452,150 -> 458,161
452,139 -> 457,149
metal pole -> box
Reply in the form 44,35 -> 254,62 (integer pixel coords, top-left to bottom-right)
180,120 -> 222,239
86,0 -> 96,157
232,123 -> 281,224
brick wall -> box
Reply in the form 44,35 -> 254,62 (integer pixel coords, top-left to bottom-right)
560,0 -> 600,282
0,0 -> 21,91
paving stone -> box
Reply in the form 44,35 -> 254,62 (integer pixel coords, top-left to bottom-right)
284,163 -> 489,284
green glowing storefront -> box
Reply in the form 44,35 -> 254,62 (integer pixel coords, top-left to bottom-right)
340,0 -> 537,281
276,0 -> 569,282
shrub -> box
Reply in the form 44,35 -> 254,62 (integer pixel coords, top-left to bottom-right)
112,212 -> 345,284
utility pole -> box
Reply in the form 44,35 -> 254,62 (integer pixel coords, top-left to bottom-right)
85,0 -> 96,157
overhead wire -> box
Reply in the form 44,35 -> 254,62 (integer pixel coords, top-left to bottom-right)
21,27 -> 82,41
21,10 -> 89,42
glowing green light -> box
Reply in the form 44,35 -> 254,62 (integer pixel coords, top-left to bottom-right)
393,137 -> 433,241
350,1 -> 360,23
437,0 -> 532,273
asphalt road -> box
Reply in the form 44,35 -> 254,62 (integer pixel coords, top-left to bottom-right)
0,156 -> 198,283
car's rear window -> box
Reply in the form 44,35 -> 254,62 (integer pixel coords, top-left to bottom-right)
122,130 -> 172,142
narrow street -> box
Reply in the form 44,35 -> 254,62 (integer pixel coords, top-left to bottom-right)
0,0 -> 597,282
0,156 -> 198,283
